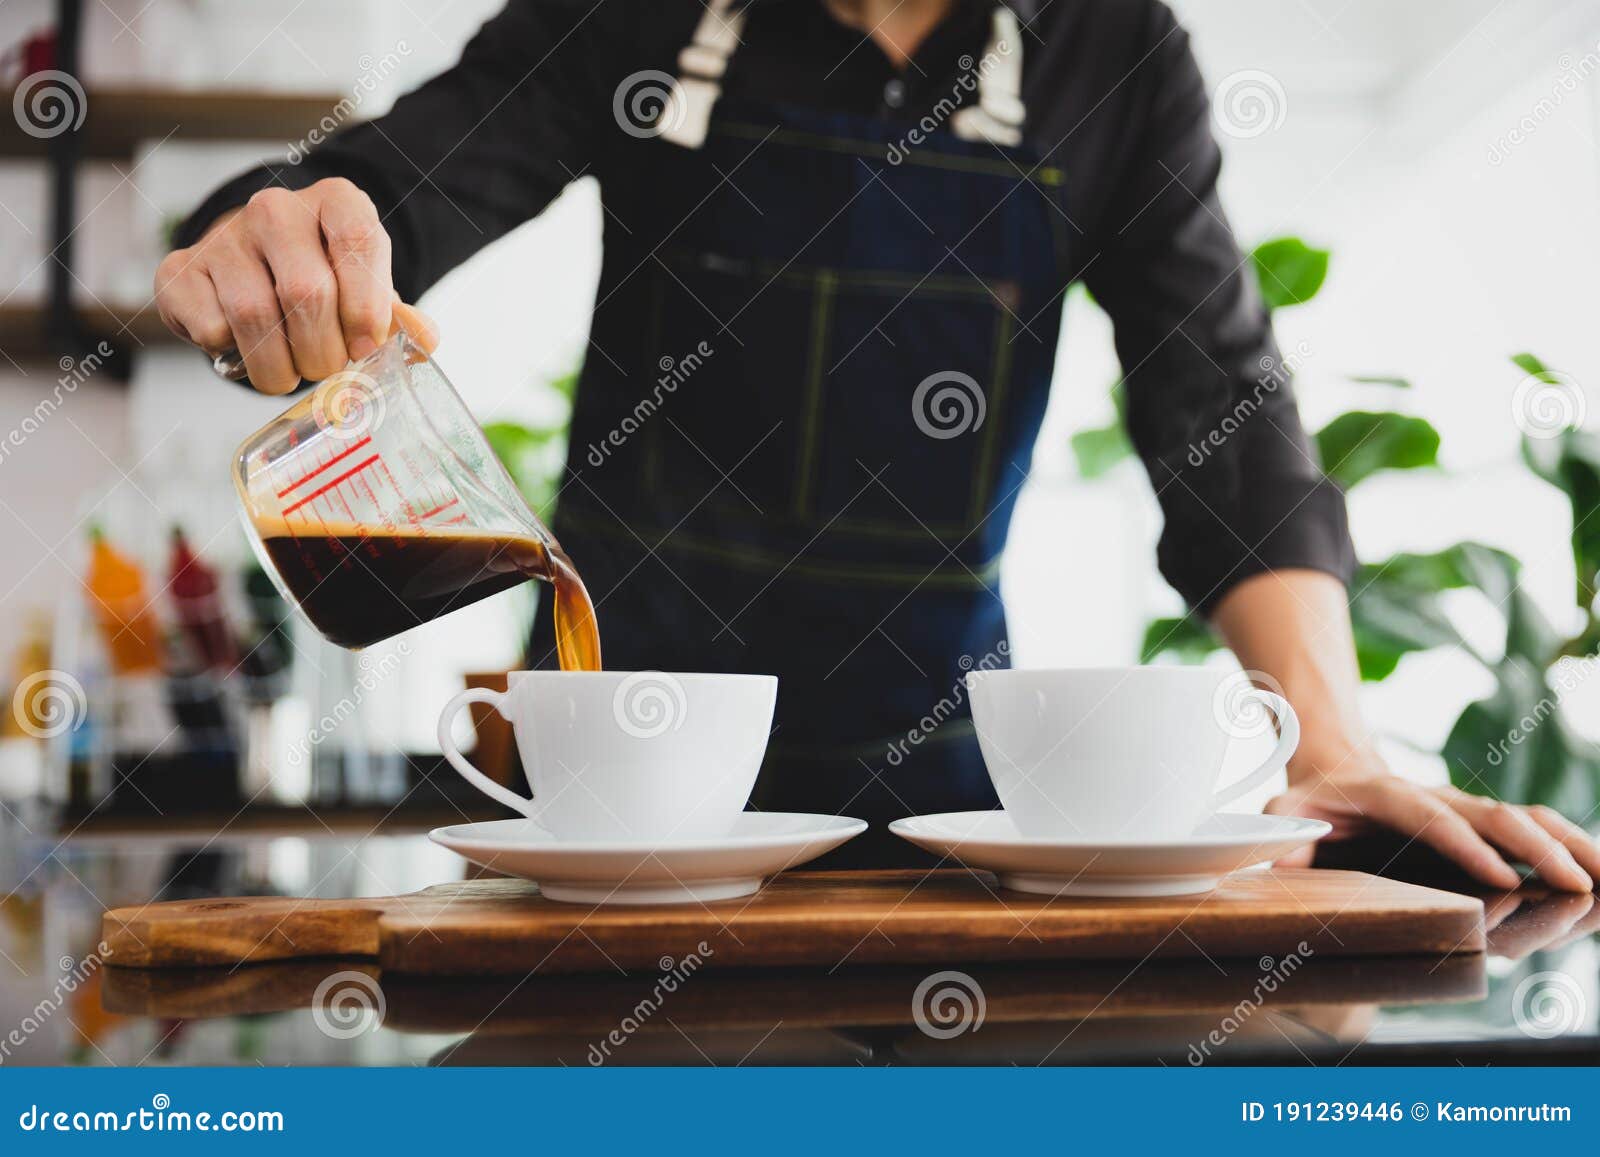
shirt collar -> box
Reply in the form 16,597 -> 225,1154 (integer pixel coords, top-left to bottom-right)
736,0 -> 1038,17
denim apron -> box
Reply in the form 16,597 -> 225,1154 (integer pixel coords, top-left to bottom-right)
532,1 -> 1070,865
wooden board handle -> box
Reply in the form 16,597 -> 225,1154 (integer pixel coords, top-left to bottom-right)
103,896 -> 385,967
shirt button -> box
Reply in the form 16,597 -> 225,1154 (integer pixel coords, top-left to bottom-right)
883,78 -> 907,109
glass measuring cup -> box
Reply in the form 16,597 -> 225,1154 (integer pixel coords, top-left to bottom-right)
231,327 -> 600,668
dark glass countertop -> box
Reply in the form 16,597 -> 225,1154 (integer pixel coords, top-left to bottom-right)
1,817 -> 1595,1067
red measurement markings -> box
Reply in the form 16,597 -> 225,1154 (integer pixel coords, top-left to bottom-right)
274,436 -> 374,500
415,497 -> 460,521
281,453 -> 382,517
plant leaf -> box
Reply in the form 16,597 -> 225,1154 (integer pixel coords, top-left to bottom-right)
1518,421 -> 1600,608
1445,659 -> 1600,819
1251,237 -> 1330,310
1353,543 -> 1561,674
1443,669 -> 1539,804
1348,374 -> 1412,389
548,369 -> 581,401
1071,380 -> 1133,478
1314,411 -> 1440,490
1140,615 -> 1221,663
1071,424 -> 1132,479
1450,542 -> 1563,665
1511,352 -> 1556,382
1349,563 -> 1468,679
485,420 -> 567,518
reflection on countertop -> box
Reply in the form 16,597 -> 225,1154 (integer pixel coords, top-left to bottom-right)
0,821 -> 1596,1067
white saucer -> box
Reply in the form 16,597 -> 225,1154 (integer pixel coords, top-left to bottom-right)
888,811 -> 1332,897
429,812 -> 867,905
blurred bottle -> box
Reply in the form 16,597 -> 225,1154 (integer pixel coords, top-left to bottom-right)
167,526 -> 236,672
237,563 -> 296,803
84,527 -> 162,674
164,624 -> 235,757
1,610 -> 51,738
237,564 -> 292,690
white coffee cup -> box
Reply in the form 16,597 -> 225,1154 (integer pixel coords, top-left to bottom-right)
437,671 -> 777,842
965,667 -> 1299,840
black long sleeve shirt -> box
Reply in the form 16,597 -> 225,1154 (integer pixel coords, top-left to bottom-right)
176,0 -> 1355,614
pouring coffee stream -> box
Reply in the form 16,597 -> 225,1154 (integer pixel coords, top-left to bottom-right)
231,316 -> 602,670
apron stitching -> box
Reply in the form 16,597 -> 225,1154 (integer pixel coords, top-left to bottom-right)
968,308 -> 1014,524
663,250 -> 1009,299
794,268 -> 837,518
640,271 -> 668,496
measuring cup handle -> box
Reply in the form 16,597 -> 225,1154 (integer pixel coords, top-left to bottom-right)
437,688 -> 538,820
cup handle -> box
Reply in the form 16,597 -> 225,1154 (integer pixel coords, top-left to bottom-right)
437,687 -> 538,820
1211,690 -> 1300,811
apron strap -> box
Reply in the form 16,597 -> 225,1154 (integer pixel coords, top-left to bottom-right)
659,1 -> 1025,151
951,5 -> 1025,147
658,0 -> 747,149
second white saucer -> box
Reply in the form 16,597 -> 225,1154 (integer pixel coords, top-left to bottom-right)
430,812 -> 866,905
888,810 -> 1332,897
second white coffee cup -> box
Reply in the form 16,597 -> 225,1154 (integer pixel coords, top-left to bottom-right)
966,667 -> 1299,840
437,671 -> 777,842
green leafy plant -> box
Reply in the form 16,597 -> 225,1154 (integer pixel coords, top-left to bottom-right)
1073,238 -> 1600,823
483,367 -> 579,521
479,368 -> 578,633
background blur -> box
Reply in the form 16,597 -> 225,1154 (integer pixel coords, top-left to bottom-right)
0,0 -> 1598,807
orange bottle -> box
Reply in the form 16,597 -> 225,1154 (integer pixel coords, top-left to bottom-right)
84,526 -> 162,674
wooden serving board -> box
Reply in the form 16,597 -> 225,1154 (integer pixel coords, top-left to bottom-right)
102,869 -> 1484,976
102,954 -> 1488,1032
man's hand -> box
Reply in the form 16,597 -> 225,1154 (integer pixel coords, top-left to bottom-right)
155,178 -> 425,394
1213,568 -> 1599,894
1267,746 -> 1600,893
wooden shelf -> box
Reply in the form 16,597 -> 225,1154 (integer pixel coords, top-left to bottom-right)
0,87 -> 347,160
0,301 -> 177,368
